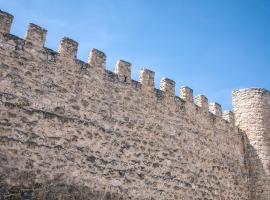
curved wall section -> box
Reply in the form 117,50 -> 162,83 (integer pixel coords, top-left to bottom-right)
233,88 -> 270,200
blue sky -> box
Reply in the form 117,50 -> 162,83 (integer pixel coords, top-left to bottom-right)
1,0 -> 269,110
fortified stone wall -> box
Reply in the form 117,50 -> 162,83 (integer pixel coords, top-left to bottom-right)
0,10 -> 262,200
233,89 -> 270,200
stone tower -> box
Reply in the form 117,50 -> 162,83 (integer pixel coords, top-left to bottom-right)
233,88 -> 270,199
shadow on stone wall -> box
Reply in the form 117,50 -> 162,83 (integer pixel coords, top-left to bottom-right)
245,138 -> 267,200
0,181 -> 125,200
0,167 -> 125,200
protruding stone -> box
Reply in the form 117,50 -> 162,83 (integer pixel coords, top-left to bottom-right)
209,102 -> 222,117
222,111 -> 235,124
160,78 -> 175,97
88,48 -> 106,72
59,37 -> 78,58
114,60 -> 131,83
194,95 -> 208,110
139,68 -> 155,90
180,86 -> 193,102
0,10 -> 13,33
25,23 -> 47,47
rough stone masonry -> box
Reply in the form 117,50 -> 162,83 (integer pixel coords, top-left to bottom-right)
0,10 -> 269,200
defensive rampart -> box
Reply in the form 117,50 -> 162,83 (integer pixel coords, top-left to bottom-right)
0,10 -> 268,200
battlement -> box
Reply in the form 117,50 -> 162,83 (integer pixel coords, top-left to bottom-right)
139,68 -> 155,90
2,10 -> 269,200
114,60 -> 131,83
25,23 -> 47,48
0,10 -> 235,128
59,37 -> 78,58
180,86 -> 193,102
0,10 -> 13,33
88,48 -> 106,73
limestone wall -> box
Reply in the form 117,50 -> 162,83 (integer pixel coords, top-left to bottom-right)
233,88 -> 270,200
0,10 -> 250,199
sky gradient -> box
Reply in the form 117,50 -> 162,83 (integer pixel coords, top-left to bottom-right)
1,0 -> 269,110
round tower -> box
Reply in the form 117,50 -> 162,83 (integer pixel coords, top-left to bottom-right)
232,88 -> 270,200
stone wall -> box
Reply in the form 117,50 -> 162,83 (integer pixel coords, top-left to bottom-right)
0,10 -> 253,199
233,88 -> 270,200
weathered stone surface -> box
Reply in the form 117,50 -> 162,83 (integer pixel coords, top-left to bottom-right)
0,10 -> 268,200
233,88 -> 270,200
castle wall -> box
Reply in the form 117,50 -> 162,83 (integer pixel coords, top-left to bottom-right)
233,88 -> 270,200
0,11 -> 250,199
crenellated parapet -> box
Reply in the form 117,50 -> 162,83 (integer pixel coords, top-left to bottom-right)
25,23 -> 47,48
194,95 -> 208,111
88,48 -> 106,73
0,10 -> 13,33
180,86 -> 193,102
0,10 -> 236,128
59,37 -> 78,58
222,111 -> 235,124
209,102 -> 222,117
114,60 -> 131,83
160,78 -> 175,98
0,10 -> 258,200
139,68 -> 155,91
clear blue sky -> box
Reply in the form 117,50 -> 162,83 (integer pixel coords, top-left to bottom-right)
1,0 -> 269,110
